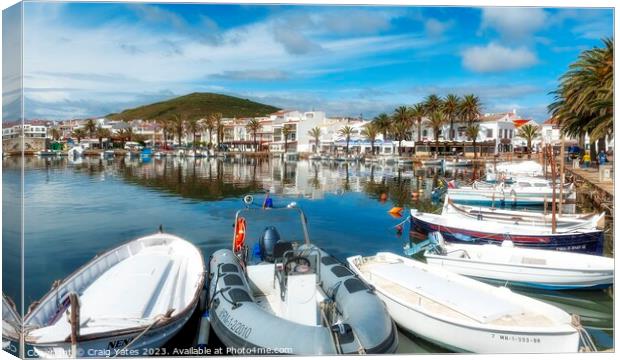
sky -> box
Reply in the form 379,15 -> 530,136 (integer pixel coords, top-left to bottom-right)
3,2 -> 614,121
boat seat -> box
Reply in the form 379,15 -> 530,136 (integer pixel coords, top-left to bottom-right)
273,241 -> 294,262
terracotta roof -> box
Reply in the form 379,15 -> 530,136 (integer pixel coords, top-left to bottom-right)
543,117 -> 559,125
512,119 -> 531,128
480,113 -> 511,122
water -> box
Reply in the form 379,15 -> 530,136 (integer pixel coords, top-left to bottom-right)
2,156 -> 613,353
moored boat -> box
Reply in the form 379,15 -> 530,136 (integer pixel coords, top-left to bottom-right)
424,233 -> 614,290
410,209 -> 604,254
208,202 -> 398,355
444,159 -> 472,167
23,232 -> 205,358
421,159 -> 444,166
347,252 -> 581,353
2,294 -> 20,354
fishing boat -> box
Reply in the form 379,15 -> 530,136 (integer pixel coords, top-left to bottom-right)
424,233 -> 614,290
410,209 -> 604,254
347,252 -> 581,353
446,180 -> 575,207
23,232 -> 205,358
67,146 -> 84,158
397,157 -> 414,165
444,159 -> 472,167
3,294 -> 21,354
36,150 -> 58,157
208,199 -> 398,355
308,154 -> 322,161
442,198 -> 606,229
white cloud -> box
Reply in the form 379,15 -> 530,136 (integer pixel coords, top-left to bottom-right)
480,8 -> 548,42
425,18 -> 452,38
461,43 -> 538,73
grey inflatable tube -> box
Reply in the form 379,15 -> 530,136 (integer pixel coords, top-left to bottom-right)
207,248 -> 397,355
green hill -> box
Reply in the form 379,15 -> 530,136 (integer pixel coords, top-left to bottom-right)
107,92 -> 280,120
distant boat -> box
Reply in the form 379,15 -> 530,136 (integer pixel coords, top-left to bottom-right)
410,208 -> 604,254
67,146 -> 84,158
487,161 -> 544,178
141,148 -> 153,158
421,159 -> 444,166
347,252 -> 580,353
424,233 -> 614,290
23,232 -> 205,358
444,159 -> 472,167
397,157 -> 413,165
36,150 -> 57,157
308,154 -> 322,161
446,181 -> 575,207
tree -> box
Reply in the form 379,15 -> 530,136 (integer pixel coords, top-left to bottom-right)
71,128 -> 87,143
443,94 -> 461,140
465,123 -> 481,159
338,125 -> 355,155
171,114 -> 185,146
548,38 -> 613,146
116,127 -> 134,148
186,117 -> 201,148
307,126 -> 322,154
423,94 -> 443,115
410,103 -> 425,142
360,123 -> 378,155
372,113 -> 392,142
84,119 -> 97,139
95,126 -> 112,149
50,128 -> 61,141
428,111 -> 447,156
210,112 -> 223,147
392,106 -> 412,155
204,115 -> 216,149
282,125 -> 292,153
459,94 -> 482,124
246,119 -> 262,152
517,124 -> 540,160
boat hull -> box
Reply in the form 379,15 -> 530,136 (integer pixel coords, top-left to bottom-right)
425,255 -> 613,290
410,216 -> 604,255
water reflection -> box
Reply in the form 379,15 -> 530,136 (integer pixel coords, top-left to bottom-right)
2,155 -> 614,353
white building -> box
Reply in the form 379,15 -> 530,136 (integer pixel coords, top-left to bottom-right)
2,123 -> 47,139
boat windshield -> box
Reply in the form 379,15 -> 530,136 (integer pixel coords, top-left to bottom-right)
232,205 -> 311,265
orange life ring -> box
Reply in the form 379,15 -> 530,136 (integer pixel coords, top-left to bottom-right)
233,217 -> 246,252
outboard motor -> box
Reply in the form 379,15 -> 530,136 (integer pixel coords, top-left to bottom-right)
259,226 -> 281,262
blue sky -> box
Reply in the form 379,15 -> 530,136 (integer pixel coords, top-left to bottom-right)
9,2 -> 614,121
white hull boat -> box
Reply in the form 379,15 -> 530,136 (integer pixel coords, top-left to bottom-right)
444,159 -> 472,167
442,198 -> 606,229
24,233 -> 205,358
3,294 -> 21,354
424,234 -> 614,290
347,252 -> 581,353
421,159 -> 444,166
487,161 -> 544,178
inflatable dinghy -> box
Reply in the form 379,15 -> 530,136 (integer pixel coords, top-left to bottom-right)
208,205 -> 398,355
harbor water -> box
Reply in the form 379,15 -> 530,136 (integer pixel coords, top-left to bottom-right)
2,155 -> 614,353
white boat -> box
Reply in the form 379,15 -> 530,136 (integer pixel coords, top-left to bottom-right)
67,146 -> 84,158
444,159 -> 472,167
424,233 -> 614,290
421,159 -> 444,166
3,294 -> 21,353
23,232 -> 205,358
447,181 -> 575,207
488,161 -> 544,178
397,157 -> 414,165
347,252 -> 581,353
308,154 -> 322,161
442,198 -> 606,229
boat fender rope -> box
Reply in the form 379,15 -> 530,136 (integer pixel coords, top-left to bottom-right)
111,309 -> 175,357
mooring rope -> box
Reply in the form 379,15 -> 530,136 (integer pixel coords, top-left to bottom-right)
572,314 -> 598,352
111,309 -> 175,357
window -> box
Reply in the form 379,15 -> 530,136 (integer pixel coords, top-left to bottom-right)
422,130 -> 428,137
486,129 -> 493,138
509,130 -> 513,138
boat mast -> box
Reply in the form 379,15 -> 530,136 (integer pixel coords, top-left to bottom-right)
548,144 -> 557,233
558,136 -> 565,215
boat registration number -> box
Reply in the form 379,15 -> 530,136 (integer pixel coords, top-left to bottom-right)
492,333 -> 541,343
220,309 -> 252,339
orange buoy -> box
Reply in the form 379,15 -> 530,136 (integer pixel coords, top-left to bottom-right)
388,207 -> 403,215
379,193 -> 388,202
233,217 -> 246,252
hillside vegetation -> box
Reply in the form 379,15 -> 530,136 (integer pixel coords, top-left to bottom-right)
107,92 -> 280,120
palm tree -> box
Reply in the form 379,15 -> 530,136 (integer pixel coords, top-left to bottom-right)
204,115 -> 216,148
95,126 -> 111,149
423,94 -> 443,115
517,124 -> 540,160
360,123 -> 378,155
186,117 -> 200,148
428,111 -> 447,156
50,128 -> 61,141
84,119 -> 97,139
338,125 -> 355,155
211,112 -> 223,147
171,114 -> 185,146
465,123 -> 481,159
246,119 -> 262,152
307,126 -> 322,154
443,94 -> 461,140
459,94 -> 482,124
372,113 -> 392,142
410,103 -> 425,142
282,125 -> 292,153
548,38 -> 613,152
116,127 -> 134,148
71,128 -> 87,143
